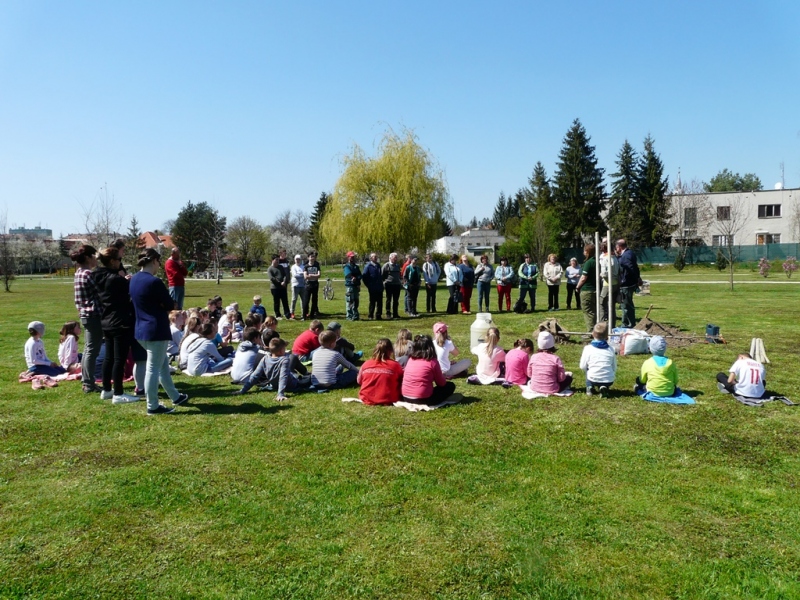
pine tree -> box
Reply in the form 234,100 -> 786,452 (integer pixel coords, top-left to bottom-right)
551,119 -> 605,247
637,135 -> 671,247
126,215 -> 144,253
307,192 -> 329,252
492,192 -> 508,233
527,162 -> 552,212
607,140 -> 640,244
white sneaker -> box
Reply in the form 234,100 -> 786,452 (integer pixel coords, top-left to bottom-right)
100,390 -> 113,400
112,393 -> 141,404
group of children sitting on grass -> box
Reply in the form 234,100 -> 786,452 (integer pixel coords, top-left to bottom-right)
25,291 -> 769,407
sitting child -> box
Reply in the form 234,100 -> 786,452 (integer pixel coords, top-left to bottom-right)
579,322 -> 617,397
235,338 -> 312,400
468,327 -> 506,384
25,321 -> 66,376
717,352 -> 766,398
504,338 -> 534,386
250,295 -> 267,321
433,322 -> 471,379
635,336 -> 678,396
231,327 -> 264,384
292,320 -> 324,362
394,328 -> 413,368
357,338 -> 404,405
327,321 -> 362,362
527,331 -> 572,394
402,335 -> 457,405
167,310 -> 186,360
178,315 -> 202,370
58,321 -> 83,374
184,323 -> 234,376
311,330 -> 359,389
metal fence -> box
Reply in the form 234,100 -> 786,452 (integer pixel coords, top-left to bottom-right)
562,243 -> 800,266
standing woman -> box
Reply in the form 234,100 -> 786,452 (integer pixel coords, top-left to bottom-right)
444,254 -> 462,315
458,255 -> 475,315
494,257 -> 514,312
565,257 -> 582,310
70,244 -> 102,393
93,247 -> 137,403
403,256 -> 422,317
129,248 -> 189,415
474,254 -> 494,313
543,253 -> 563,311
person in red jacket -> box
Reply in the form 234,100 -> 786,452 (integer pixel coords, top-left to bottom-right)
165,247 -> 189,309
357,338 -> 404,405
291,320 -> 324,361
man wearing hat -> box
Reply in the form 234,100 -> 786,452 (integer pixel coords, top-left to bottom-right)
343,251 -> 362,321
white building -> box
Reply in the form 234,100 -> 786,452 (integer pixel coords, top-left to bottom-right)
673,186 -> 799,247
429,228 -> 505,258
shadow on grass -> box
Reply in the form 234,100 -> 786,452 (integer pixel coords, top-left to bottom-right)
179,402 -> 292,416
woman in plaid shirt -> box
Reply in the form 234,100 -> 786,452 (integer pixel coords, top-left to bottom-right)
70,244 -> 102,393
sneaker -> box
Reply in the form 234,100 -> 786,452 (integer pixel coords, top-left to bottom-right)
83,383 -> 101,393
289,313 -> 295,320
112,393 -> 141,404
100,389 -> 113,400
173,393 -> 189,406
586,387 -> 594,396
354,351 -> 364,360
276,316 -> 284,321
133,388 -> 146,396
147,404 -> 175,415
598,386 -> 609,398
32,379 -> 44,390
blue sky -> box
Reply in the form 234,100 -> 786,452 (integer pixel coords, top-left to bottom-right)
1,0 -> 799,235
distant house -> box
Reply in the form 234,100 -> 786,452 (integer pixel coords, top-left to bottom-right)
429,228 -> 505,259
9,225 -> 52,239
139,232 -> 174,250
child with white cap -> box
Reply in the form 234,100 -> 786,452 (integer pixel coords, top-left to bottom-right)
527,330 -> 572,394
24,321 -> 67,377
635,336 -> 678,397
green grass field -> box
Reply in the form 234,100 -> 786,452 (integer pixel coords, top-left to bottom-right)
2,272 -> 799,599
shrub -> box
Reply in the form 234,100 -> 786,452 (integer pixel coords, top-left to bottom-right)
758,257 -> 771,278
715,249 -> 728,271
783,256 -> 798,279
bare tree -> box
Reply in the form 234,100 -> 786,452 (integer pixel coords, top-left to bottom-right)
205,211 -> 227,284
714,195 -> 747,291
80,183 -> 124,248
271,210 -> 309,239
0,209 -> 16,291
668,179 -> 712,270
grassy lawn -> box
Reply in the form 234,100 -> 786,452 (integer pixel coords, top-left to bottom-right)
1,274 -> 799,598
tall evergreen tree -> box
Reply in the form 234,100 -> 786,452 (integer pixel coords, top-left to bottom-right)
126,215 -> 145,253
637,135 -> 671,247
607,140 -> 640,244
527,162 -> 552,213
551,119 -> 606,247
492,192 -> 508,233
307,192 -> 329,251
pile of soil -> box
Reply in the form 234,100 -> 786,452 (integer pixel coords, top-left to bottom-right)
634,317 -> 699,348
537,318 -> 571,342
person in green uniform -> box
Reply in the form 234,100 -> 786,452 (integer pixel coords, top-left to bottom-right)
575,243 -> 598,332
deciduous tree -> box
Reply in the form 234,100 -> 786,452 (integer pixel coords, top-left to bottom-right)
80,183 -> 124,248
0,209 -> 16,291
171,202 -> 226,272
320,128 -> 452,254
227,216 -> 269,271
704,169 -> 762,193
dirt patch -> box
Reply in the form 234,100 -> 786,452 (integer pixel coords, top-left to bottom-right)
634,317 -> 700,348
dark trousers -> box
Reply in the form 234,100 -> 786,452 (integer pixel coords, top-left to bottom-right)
81,313 -> 103,386
102,329 -> 131,395
270,289 -> 283,317
405,381 -> 457,405
408,285 -> 420,315
368,288 -> 383,319
425,284 -> 438,312
618,285 -> 637,328
385,284 -> 401,318
446,285 -> 459,314
303,283 -> 319,318
477,281 -> 491,312
547,285 -> 560,310
518,286 -> 536,311
278,286 -> 290,317
716,372 -> 734,393
566,283 -> 581,309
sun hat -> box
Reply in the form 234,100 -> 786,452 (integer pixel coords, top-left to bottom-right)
649,336 -> 667,356
537,331 -> 555,350
433,322 -> 448,335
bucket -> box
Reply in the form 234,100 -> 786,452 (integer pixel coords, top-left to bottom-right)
706,324 -> 721,344
470,312 -> 495,350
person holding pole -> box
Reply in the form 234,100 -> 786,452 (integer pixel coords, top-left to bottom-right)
599,240 -> 619,328
575,243 -> 598,332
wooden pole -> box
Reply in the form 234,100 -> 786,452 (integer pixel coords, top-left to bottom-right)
594,232 -> 601,328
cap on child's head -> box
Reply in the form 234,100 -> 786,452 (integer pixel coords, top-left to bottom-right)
649,336 -> 667,356
592,322 -> 608,340
28,321 -> 45,335
433,322 -> 448,335
537,331 -> 555,350
327,321 -> 342,332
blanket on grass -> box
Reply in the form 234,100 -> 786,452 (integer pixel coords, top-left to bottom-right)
520,386 -> 574,400
637,387 -> 695,405
717,383 -> 795,407
342,394 -> 464,411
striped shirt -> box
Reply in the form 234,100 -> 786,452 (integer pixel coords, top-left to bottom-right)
311,347 -> 357,387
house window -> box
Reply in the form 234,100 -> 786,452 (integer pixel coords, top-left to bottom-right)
756,233 -> 781,244
712,235 -> 734,246
758,204 -> 781,218
684,207 -> 697,227
717,206 -> 730,220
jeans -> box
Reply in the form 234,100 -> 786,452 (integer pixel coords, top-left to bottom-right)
80,312 -> 103,386
168,286 -> 184,309
618,285 -> 637,328
518,286 -> 536,311
291,286 -> 304,316
477,281 -> 491,312
345,286 -> 360,320
208,357 -> 234,372
303,283 -> 319,318
425,283 -> 438,312
407,285 -> 420,314
385,284 -> 401,318
138,339 -> 181,411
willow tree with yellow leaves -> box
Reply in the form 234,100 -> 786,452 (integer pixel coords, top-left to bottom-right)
319,129 -> 453,255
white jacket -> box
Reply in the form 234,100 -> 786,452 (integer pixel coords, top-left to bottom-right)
579,343 -> 617,383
